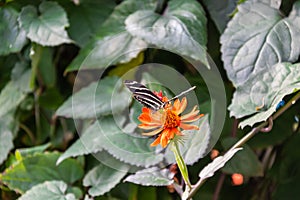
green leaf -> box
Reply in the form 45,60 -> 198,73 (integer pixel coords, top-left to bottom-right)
0,120 -> 14,165
56,76 -> 130,119
18,181 -> 78,200
15,143 -> 51,160
18,1 -> 72,46
0,152 -> 84,193
125,0 -> 208,66
199,147 -> 242,180
62,0 -> 116,47
30,45 -> 56,87
56,135 -> 96,165
11,61 -> 32,93
58,116 -> 164,167
39,88 -> 64,110
220,0 -> 300,86
66,0 -> 153,72
0,7 -> 27,55
221,138 -> 263,176
199,148 -> 243,181
228,62 -> 300,128
83,162 -> 129,197
124,167 -> 174,186
0,81 -> 27,118
202,0 -> 236,32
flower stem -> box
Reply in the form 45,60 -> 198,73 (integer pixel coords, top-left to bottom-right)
171,140 -> 192,190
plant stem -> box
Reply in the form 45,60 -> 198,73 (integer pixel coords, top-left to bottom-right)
212,173 -> 226,200
19,123 -> 35,143
187,91 -> 300,199
154,0 -> 168,14
171,140 -> 192,190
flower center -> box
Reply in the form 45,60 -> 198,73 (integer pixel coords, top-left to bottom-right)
164,110 -> 180,129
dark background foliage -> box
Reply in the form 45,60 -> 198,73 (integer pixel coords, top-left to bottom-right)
1,0 -> 300,199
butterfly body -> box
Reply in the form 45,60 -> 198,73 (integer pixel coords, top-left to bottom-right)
124,80 -> 196,111
124,80 -> 164,110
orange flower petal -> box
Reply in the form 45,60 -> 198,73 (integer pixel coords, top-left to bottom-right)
175,97 -> 187,115
150,135 -> 161,147
180,105 -> 203,122
142,127 -> 163,136
180,123 -> 199,130
181,113 -> 204,123
165,128 -> 175,140
138,123 -> 162,130
160,129 -> 169,148
138,113 -> 152,123
138,112 -> 163,124
172,128 -> 183,136
142,107 -> 151,113
172,98 -> 181,112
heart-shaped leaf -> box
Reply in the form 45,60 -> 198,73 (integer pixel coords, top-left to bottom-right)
229,62 -> 300,128
124,167 -> 174,186
18,181 -> 79,200
19,1 -> 72,46
125,0 -> 208,67
221,0 -> 300,86
0,81 -> 27,118
56,76 -> 130,119
202,0 -> 236,33
62,0 -> 116,47
83,161 -> 129,197
0,7 -> 27,56
0,152 -> 84,193
66,0 -> 152,72
0,119 -> 14,165
58,116 -> 164,167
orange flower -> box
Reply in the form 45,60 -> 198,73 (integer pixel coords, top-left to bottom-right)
138,96 -> 204,148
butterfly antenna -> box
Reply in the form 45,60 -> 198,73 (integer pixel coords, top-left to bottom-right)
167,86 -> 196,103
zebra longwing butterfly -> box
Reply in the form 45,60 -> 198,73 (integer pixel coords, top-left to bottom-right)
124,80 -> 196,111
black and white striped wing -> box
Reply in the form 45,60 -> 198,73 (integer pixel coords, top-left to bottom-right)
124,80 -> 164,110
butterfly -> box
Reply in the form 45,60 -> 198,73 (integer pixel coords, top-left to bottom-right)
124,80 -> 196,111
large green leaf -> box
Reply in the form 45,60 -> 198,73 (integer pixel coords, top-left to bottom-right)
0,152 -> 84,193
221,138 -> 263,176
11,62 -> 32,93
18,181 -> 79,200
221,0 -> 300,86
124,167 -> 174,186
62,0 -> 116,47
56,76 -> 130,119
202,0 -> 236,33
83,162 -> 129,196
66,0 -> 154,72
229,62 -> 300,128
18,1 -> 72,46
15,143 -> 51,159
58,116 -> 164,167
0,119 -> 14,165
0,81 -> 27,118
125,0 -> 208,66
0,7 -> 27,55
